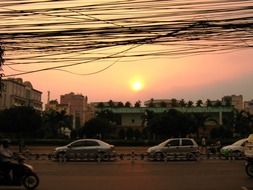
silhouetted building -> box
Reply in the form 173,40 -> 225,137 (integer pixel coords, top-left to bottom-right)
0,78 -> 42,110
60,92 -> 88,128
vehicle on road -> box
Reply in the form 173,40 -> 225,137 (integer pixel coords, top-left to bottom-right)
244,134 -> 253,177
0,155 -> 39,190
53,139 -> 115,161
245,134 -> 253,158
220,138 -> 247,157
147,138 -> 199,160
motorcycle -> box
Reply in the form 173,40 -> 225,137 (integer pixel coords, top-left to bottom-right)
245,157 -> 253,177
0,155 -> 39,190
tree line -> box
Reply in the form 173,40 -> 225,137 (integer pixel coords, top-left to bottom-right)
0,105 -> 252,143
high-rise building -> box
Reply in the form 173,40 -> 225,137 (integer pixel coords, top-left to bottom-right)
0,78 -> 42,110
60,92 -> 87,128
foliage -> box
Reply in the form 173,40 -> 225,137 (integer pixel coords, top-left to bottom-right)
41,109 -> 72,138
0,106 -> 42,138
81,117 -> 114,138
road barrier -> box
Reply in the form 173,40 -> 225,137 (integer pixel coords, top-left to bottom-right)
20,151 -> 245,162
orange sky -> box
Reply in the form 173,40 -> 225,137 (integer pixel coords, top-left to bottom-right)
4,48 -> 253,105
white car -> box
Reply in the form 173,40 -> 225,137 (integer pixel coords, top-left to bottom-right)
54,139 -> 115,160
245,134 -> 253,158
220,138 -> 247,157
147,138 -> 199,160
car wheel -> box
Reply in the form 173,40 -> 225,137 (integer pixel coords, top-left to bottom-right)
154,152 -> 164,161
57,152 -> 67,161
246,163 -> 253,177
232,151 -> 242,158
186,153 -> 196,161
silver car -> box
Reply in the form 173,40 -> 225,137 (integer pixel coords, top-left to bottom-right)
220,138 -> 247,157
147,138 -> 199,160
54,139 -> 115,160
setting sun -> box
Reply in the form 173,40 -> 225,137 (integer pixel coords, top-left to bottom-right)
130,79 -> 144,92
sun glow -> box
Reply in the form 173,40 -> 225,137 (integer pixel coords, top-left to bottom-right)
130,79 -> 144,92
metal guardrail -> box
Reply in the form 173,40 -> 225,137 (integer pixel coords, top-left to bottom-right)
21,151 -> 245,162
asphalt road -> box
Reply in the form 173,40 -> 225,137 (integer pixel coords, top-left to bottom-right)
12,159 -> 252,190
5,146 -> 253,190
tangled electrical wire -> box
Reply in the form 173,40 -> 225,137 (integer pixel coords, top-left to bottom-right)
0,0 -> 252,77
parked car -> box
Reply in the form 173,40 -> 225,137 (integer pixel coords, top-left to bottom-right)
220,138 -> 247,157
147,138 -> 199,160
53,139 -> 115,160
245,134 -> 253,158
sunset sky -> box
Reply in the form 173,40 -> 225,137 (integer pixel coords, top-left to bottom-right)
1,0 -> 253,105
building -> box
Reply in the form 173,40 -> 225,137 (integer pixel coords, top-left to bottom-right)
222,95 -> 243,111
0,78 -> 42,110
244,100 -> 253,115
60,92 -> 88,128
45,99 -> 69,114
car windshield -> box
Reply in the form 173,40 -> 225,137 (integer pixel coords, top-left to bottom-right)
232,139 -> 246,146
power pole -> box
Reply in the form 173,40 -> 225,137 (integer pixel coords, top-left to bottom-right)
0,44 -> 4,96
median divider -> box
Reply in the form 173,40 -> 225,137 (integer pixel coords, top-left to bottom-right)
19,151 -> 245,162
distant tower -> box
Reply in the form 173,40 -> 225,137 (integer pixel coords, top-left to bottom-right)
47,91 -> 50,104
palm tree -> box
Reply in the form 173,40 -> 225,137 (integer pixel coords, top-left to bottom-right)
117,102 -> 124,107
206,99 -> 212,107
187,100 -> 194,107
196,100 -> 203,107
125,101 -> 132,107
179,99 -> 186,107
108,100 -> 115,107
171,98 -> 178,107
134,100 -> 141,107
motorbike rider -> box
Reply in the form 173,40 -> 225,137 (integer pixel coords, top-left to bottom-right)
0,139 -> 21,184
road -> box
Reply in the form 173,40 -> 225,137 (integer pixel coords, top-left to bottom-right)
13,159 -> 252,190
5,146 -> 252,190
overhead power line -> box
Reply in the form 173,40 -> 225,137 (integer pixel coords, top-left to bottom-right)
0,0 -> 252,77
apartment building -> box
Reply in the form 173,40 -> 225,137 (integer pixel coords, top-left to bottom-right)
60,92 -> 88,128
222,95 -> 243,111
0,78 -> 42,110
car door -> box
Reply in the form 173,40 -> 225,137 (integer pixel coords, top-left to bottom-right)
163,139 -> 180,154
81,140 -> 100,154
67,140 -> 86,155
181,139 -> 195,153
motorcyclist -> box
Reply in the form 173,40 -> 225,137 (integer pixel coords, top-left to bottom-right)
0,139 -> 21,184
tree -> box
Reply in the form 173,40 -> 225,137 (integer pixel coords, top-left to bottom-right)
179,99 -> 186,107
233,110 -> 253,137
171,98 -> 178,107
187,101 -> 194,107
97,102 -> 105,108
0,106 -> 42,138
134,100 -> 141,108
117,102 -> 124,107
206,99 -> 212,107
160,101 -> 167,108
196,100 -> 203,107
108,100 -> 115,107
41,109 -> 72,138
0,106 -> 42,151
82,117 -> 113,138
214,100 -> 222,107
125,101 -> 132,107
